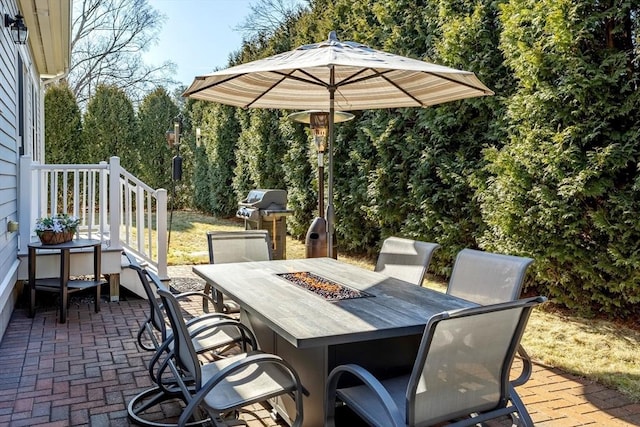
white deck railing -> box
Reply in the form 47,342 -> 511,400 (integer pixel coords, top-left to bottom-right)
19,156 -> 168,279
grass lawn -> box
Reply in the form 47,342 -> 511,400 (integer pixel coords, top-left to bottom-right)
167,210 -> 640,402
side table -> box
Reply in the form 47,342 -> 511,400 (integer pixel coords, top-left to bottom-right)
28,238 -> 105,323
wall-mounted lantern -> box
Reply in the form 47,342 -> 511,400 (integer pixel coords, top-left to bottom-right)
4,13 -> 28,45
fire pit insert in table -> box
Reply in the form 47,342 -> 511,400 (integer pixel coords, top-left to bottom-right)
277,271 -> 372,301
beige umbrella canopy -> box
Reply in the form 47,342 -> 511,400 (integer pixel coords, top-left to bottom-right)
184,31 -> 494,257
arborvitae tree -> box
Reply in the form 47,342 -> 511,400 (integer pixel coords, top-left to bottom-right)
188,100 -> 214,212
280,117 -> 315,239
331,113 -> 381,254
82,85 -> 138,172
44,83 -> 85,164
232,109 -> 255,197
233,109 -> 288,194
402,0 -> 513,274
206,103 -> 242,217
479,0 -> 640,317
136,88 -> 179,190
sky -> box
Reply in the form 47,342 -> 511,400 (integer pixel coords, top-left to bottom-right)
143,0 -> 296,88
143,0 -> 256,88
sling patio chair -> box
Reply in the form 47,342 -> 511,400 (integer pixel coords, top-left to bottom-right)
374,236 -> 440,286
157,285 -> 304,427
446,248 -> 535,386
124,252 -> 237,352
124,253 -> 256,427
325,296 -> 546,427
204,230 -> 272,313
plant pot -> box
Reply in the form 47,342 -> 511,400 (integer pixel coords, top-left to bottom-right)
38,230 -> 74,245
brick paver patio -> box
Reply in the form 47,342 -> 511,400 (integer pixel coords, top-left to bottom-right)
0,266 -> 638,427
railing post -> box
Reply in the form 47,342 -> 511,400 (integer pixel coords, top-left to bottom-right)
18,156 -> 33,253
109,157 -> 122,249
156,188 -> 168,280
99,161 -> 108,241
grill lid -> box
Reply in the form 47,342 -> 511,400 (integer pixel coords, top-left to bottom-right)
239,189 -> 288,209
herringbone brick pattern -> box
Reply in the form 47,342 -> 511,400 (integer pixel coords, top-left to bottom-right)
0,272 -> 638,426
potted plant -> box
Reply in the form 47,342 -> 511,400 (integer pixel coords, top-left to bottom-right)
35,213 -> 80,244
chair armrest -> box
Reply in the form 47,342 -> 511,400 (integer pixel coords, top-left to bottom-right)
184,312 -> 235,326
178,352 -> 304,427
511,344 -> 532,387
187,318 -> 258,352
175,290 -> 218,313
325,364 -> 404,427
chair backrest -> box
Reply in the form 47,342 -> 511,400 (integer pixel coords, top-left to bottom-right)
374,237 -> 440,286
124,252 -> 168,341
406,296 -> 545,426
157,286 -> 204,388
206,230 -> 272,264
447,249 -> 534,305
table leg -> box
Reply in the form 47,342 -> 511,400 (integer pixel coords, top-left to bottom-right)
60,248 -> 70,324
203,283 -> 225,313
28,247 -> 36,318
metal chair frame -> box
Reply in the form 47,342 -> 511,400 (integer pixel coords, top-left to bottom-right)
158,286 -> 305,427
447,248 -> 535,386
124,253 -> 254,427
325,297 -> 546,427
204,230 -> 272,313
374,236 -> 440,286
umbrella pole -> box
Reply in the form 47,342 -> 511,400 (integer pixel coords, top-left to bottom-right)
327,67 -> 336,258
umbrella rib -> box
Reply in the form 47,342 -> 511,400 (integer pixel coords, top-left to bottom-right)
377,72 -> 425,106
183,74 -> 245,96
245,72 -> 293,108
339,68 -> 493,106
422,71 -> 494,94
338,69 -> 425,106
244,70 -> 329,108
272,69 -> 328,88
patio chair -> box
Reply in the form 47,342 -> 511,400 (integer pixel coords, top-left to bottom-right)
205,230 -> 272,313
157,286 -> 304,427
374,237 -> 440,286
446,248 -> 535,386
125,253 -> 257,427
325,296 -> 546,427
124,252 -> 241,353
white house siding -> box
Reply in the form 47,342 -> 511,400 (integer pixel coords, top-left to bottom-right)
0,0 -> 40,340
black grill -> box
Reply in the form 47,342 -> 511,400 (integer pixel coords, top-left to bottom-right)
236,189 -> 293,260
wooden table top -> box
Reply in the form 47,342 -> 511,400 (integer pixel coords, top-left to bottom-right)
193,258 -> 475,349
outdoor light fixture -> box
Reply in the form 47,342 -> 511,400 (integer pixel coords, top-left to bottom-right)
4,13 -> 28,45
165,115 -> 183,148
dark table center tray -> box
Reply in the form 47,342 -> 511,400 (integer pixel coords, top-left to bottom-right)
277,271 -> 373,301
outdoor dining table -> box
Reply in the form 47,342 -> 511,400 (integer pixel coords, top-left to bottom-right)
193,257 -> 476,426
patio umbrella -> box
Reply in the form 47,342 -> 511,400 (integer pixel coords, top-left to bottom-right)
184,31 -> 494,258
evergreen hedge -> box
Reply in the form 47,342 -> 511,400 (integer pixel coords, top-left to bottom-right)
44,0 -> 640,319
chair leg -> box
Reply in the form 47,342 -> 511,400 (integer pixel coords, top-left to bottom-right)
128,386 -> 212,427
508,385 -> 534,427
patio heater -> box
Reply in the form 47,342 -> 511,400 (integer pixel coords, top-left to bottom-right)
288,110 -> 354,258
